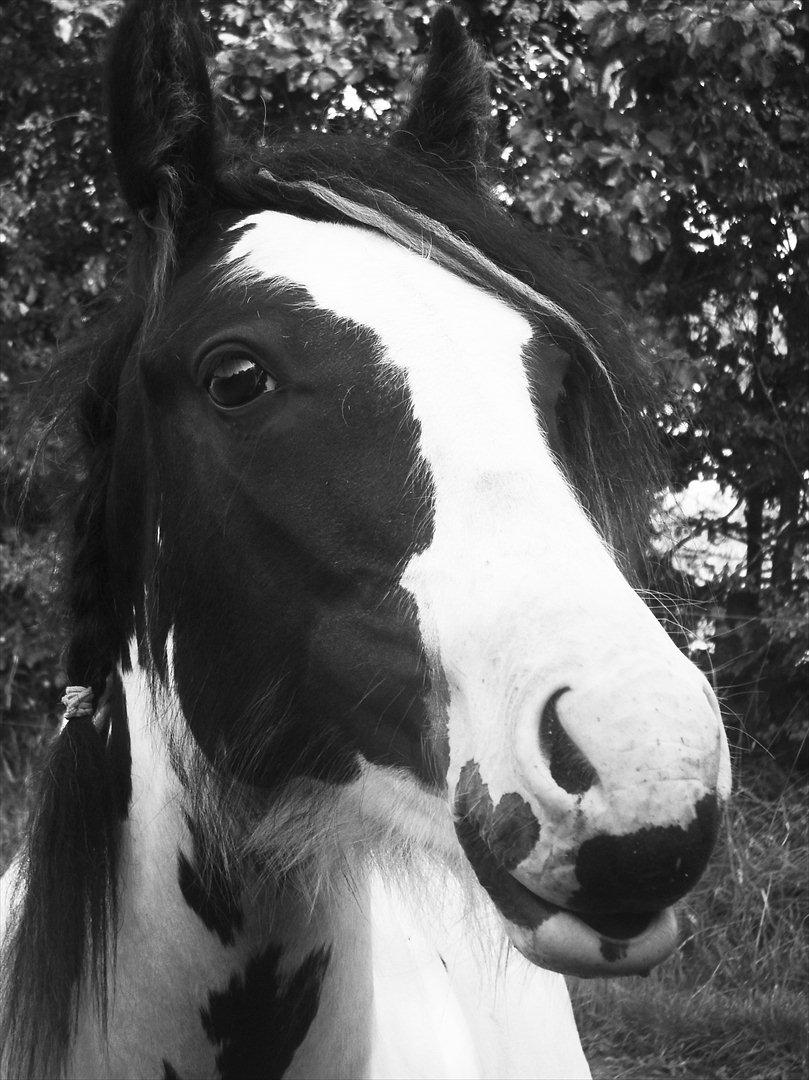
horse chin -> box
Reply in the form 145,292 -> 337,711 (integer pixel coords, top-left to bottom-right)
495,871 -> 681,977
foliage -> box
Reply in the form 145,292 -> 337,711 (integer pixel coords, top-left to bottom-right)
1,0 -> 807,760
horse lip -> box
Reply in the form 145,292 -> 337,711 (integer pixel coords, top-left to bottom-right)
492,867 -> 682,978
504,869 -> 661,942
452,783 -> 664,946
562,905 -> 659,941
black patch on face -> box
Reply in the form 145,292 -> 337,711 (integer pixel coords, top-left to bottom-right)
573,793 -> 720,913
539,687 -> 598,795
454,759 -> 546,929
121,268 -> 439,792
162,1060 -> 183,1080
201,944 -> 331,1080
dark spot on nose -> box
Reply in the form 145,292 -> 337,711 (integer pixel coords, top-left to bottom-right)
454,760 -> 546,929
539,687 -> 599,795
573,793 -> 720,913
455,760 -> 540,870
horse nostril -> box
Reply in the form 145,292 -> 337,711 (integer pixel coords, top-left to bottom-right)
539,687 -> 599,795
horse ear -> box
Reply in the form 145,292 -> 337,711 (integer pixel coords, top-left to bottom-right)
392,7 -> 492,185
106,0 -> 216,223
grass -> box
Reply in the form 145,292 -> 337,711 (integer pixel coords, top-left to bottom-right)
1,733 -> 807,1078
569,760 -> 809,1079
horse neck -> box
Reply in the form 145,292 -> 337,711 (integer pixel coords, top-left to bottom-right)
89,665 -> 375,1078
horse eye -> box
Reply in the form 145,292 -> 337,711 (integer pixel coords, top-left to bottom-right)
206,355 -> 277,409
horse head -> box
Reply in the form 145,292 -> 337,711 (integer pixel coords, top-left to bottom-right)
98,0 -> 730,978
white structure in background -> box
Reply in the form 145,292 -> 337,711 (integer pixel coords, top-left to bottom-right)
656,479 -> 747,586
654,480 -> 747,656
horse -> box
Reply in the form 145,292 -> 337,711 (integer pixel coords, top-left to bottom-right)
0,2 -> 731,1077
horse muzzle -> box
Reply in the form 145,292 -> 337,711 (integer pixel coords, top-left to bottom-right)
456,813 -> 689,978
452,699 -> 726,977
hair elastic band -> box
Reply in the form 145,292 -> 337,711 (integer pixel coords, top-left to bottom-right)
60,684 -> 111,737
62,685 -> 94,719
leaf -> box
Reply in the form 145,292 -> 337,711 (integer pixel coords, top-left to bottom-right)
55,17 -> 73,44
758,58 -> 776,87
645,14 -> 672,44
647,129 -> 673,154
760,25 -> 783,55
576,1 -> 608,27
736,2 -> 760,26
628,220 -> 654,263
693,21 -> 717,48
594,18 -> 622,50
309,69 -> 338,93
